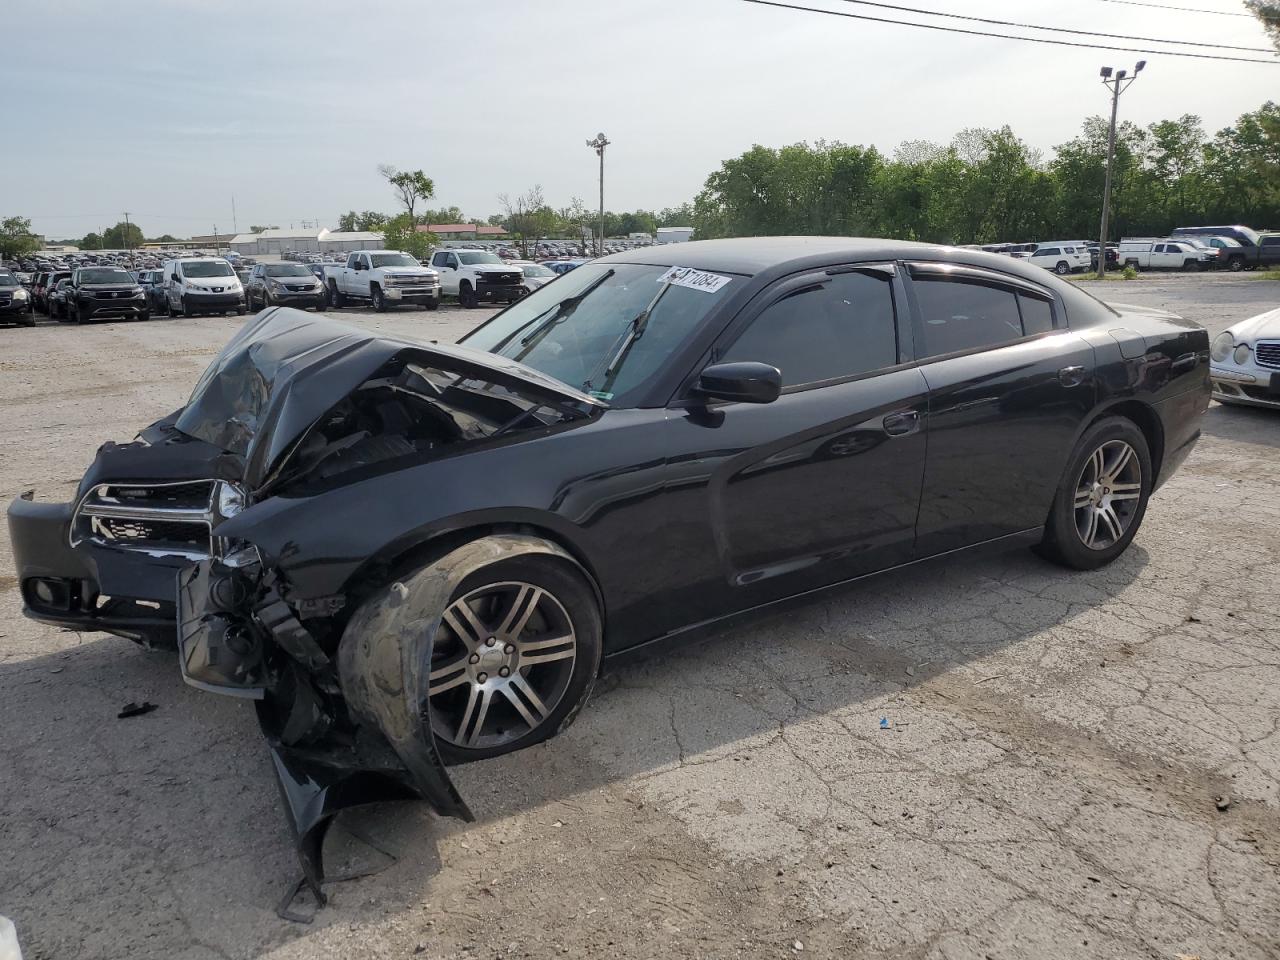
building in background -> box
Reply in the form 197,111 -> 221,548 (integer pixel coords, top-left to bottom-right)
418,224 -> 510,241
226,228 -> 387,256
655,226 -> 694,244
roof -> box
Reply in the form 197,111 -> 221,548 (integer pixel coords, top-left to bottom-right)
422,224 -> 475,233
320,231 -> 383,241
600,236 -> 1067,286
477,225 -> 508,235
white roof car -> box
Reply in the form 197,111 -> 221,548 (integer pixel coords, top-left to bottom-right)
1210,306 -> 1280,410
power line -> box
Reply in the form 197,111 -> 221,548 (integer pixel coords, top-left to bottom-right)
831,0 -> 1272,51
1095,0 -> 1254,17
737,0 -> 1279,62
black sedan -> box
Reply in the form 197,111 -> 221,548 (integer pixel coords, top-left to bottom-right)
7,237 -> 1209,897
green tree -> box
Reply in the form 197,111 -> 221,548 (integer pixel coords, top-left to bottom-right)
101,221 -> 144,250
1246,1 -> 1280,50
382,214 -> 434,259
79,231 -> 104,250
248,224 -> 278,233
378,165 -> 435,227
0,216 -> 40,259
150,234 -> 178,244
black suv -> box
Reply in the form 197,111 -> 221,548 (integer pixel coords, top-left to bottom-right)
0,269 -> 36,327
66,267 -> 150,323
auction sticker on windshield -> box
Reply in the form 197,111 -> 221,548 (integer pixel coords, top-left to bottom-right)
656,266 -> 732,294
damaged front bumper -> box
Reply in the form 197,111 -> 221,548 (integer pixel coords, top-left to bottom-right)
176,554 -> 472,901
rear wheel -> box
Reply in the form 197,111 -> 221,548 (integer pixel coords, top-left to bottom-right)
1228,256 -> 1245,272
1055,261 -> 1070,275
1037,417 -> 1151,570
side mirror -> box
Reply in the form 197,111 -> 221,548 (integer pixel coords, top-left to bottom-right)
693,361 -> 782,405
171,273 -> 179,282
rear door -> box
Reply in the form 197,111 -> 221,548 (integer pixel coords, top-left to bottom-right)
1259,235 -> 1280,268
666,263 -> 928,617
903,262 -> 1096,556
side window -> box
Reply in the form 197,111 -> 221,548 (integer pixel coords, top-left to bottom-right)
1262,236 -> 1280,248
720,271 -> 897,387
447,254 -> 459,269
346,253 -> 358,268
1017,293 -> 1055,335
431,252 -> 448,267
1040,247 -> 1060,257
912,278 -> 1024,358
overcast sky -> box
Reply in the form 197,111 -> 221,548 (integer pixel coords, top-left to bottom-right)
9,0 -> 1275,240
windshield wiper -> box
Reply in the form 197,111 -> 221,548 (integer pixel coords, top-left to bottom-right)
488,269 -> 615,358
582,281 -> 672,395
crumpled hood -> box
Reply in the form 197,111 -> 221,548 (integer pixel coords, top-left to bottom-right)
1227,306 -> 1280,343
174,306 -> 605,491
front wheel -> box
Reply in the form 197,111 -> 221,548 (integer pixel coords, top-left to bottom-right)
1037,417 -> 1151,571
328,282 -> 344,309
423,299 -> 439,311
459,283 -> 477,309
371,285 -> 388,312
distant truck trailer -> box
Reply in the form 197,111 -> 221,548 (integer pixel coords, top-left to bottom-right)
655,226 -> 694,244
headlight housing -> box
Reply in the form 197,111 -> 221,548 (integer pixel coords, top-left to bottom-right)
13,289 -> 28,300
1233,343 -> 1251,366
1210,331 -> 1234,362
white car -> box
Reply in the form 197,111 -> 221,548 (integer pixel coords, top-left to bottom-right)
1028,243 -> 1091,275
511,260 -> 557,295
1210,306 -> 1280,410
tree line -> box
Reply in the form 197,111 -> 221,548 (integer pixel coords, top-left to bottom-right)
690,101 -> 1280,245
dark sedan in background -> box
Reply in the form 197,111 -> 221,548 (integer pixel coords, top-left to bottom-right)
0,269 -> 35,326
7,237 -> 1209,898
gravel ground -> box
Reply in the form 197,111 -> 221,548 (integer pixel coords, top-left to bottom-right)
2,277 -> 1278,960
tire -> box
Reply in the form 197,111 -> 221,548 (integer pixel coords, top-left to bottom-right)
1055,261 -> 1069,275
236,306 -> 246,315
347,539 -> 603,767
1228,257 -> 1245,272
1124,260 -> 1139,271
140,310 -> 150,322
1183,259 -> 1197,272
327,281 -> 344,308
459,282 -> 477,309
423,299 -> 439,311
170,295 -> 184,317
372,285 -> 388,312
20,308 -> 35,327
1037,416 -> 1152,571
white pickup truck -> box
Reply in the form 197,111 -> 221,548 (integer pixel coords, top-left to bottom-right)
323,250 -> 441,312
427,249 -> 527,308
1116,239 -> 1215,272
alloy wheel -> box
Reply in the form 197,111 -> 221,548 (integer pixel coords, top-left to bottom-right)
428,581 -> 578,749
1073,439 -> 1142,550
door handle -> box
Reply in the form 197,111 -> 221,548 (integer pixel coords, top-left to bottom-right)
1170,353 -> 1199,374
1058,365 -> 1086,387
882,409 -> 920,437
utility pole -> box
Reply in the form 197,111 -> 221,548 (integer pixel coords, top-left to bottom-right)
586,132 -> 610,257
232,196 -> 238,234
122,211 -> 134,267
213,226 -> 221,255
1096,60 -> 1145,279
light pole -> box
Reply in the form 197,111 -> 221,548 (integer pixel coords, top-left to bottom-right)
586,132 -> 610,257
1096,60 -> 1144,279
123,211 -> 134,267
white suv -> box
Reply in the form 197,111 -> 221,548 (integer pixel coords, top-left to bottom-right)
1028,243 -> 1091,275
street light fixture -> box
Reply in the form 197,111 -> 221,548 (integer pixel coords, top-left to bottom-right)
586,132 -> 610,257
1095,61 -> 1146,279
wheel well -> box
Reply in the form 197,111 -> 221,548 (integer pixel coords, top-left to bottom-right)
460,279 -> 472,290
344,522 -> 606,623
1091,400 -> 1164,479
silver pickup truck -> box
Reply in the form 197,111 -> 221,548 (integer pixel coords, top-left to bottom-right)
323,250 -> 441,312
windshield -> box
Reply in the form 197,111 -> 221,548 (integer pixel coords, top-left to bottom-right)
461,262 -> 742,404
0,272 -> 16,286
264,264 -> 313,277
370,253 -> 419,268
458,251 -> 502,265
181,260 -> 235,278
521,263 -> 555,278
79,268 -> 134,284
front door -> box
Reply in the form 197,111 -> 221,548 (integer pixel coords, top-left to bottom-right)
665,264 -> 928,620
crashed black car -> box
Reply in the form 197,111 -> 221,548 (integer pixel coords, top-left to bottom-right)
7,238 -> 1210,896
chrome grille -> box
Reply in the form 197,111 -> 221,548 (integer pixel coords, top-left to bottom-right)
71,480 -> 244,559
1255,341 -> 1280,370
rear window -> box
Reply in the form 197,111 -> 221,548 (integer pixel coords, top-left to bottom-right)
913,278 -> 1024,357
